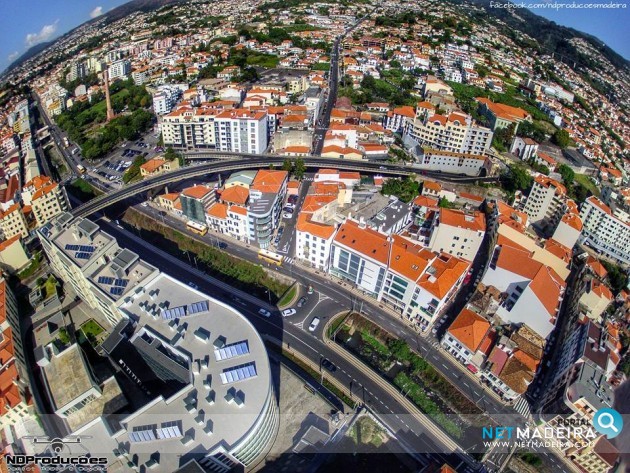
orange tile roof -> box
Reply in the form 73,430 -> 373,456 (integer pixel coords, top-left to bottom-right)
423,180 -> 442,192
228,205 -> 247,216
339,171 -> 361,180
160,192 -> 180,202
140,157 -> 166,173
591,279 -> 613,301
496,244 -> 565,316
0,235 -> 21,252
0,203 -> 21,219
302,194 -> 337,212
392,106 -> 415,118
544,239 -> 572,263
207,202 -> 228,219
182,185 -> 213,200
31,182 -> 58,201
448,308 -> 491,352
586,256 -> 608,279
220,186 -> 249,205
389,235 -> 432,281
418,253 -> 469,299
296,213 -> 336,240
24,175 -> 52,189
439,208 -> 485,232
533,175 -> 566,195
413,195 -> 439,208
334,220 -> 390,265
251,170 -> 288,194
586,196 -> 613,216
282,145 -> 310,154
476,97 -> 530,121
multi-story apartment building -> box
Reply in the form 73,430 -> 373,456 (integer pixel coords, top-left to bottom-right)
108,59 -> 131,80
37,214 -> 279,472
153,86 -> 182,115
160,106 -> 219,150
180,185 -> 216,224
523,175 -> 567,229
0,204 -> 28,240
428,208 -> 485,262
329,222 -> 468,327
476,97 -> 531,131
214,109 -> 269,154
579,196 -> 630,265
415,149 -> 491,176
482,242 -> 565,339
247,170 -> 287,248
22,176 -> 70,227
405,112 -> 493,155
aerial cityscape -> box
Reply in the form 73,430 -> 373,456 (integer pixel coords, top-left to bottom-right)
0,0 -> 628,472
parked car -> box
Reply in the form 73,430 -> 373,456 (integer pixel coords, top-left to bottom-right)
307,286 -> 314,295
308,317 -> 320,332
188,282 -> 199,290
258,308 -> 271,317
281,308 -> 296,317
297,296 -> 307,308
288,194 -> 298,204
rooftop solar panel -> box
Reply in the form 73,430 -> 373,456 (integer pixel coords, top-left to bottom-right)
110,287 -> 124,296
219,362 -> 257,384
98,276 -> 115,285
188,301 -> 209,314
75,252 -> 92,259
214,340 -> 249,361
114,279 -> 129,287
65,244 -> 80,251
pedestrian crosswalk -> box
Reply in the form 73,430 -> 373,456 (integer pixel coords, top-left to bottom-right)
514,396 -> 533,418
283,257 -> 295,265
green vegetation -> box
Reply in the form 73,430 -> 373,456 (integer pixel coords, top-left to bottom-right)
311,62 -> 330,71
348,416 -> 387,447
18,252 -> 43,280
381,177 -> 419,203
81,320 -> 104,339
40,275 -> 58,299
57,327 -> 70,345
67,178 -> 100,203
557,164 -> 575,185
438,197 -> 455,208
446,81 -> 551,123
526,159 -> 550,176
123,155 -> 147,184
492,123 -> 515,152
360,330 -> 391,358
518,452 -> 543,467
340,74 -> 416,106
552,129 -> 571,148
394,372 -> 462,438
574,173 -> 600,197
55,79 -> 153,160
601,261 -> 629,295
557,164 -> 591,203
278,284 -> 298,307
164,146 -> 184,167
124,209 -> 291,301
501,164 -> 532,193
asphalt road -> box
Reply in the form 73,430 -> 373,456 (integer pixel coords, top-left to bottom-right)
95,213 -> 477,471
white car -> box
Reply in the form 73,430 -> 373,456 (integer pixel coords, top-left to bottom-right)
308,317 -> 320,332
282,309 -> 296,317
141,202 -> 148,207
258,308 -> 271,317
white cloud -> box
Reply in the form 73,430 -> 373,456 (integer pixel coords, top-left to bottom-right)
90,6 -> 104,18
8,51 -> 19,62
25,20 -> 59,47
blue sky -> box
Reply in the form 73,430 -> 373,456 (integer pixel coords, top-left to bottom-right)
1,0 -> 628,74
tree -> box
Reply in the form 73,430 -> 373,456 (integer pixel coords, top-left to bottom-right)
557,164 -> 575,185
282,158 -> 293,173
294,158 -> 306,180
438,197 -> 454,208
552,129 -> 570,148
502,164 -> 532,192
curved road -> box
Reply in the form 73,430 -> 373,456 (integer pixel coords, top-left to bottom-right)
72,156 -> 497,217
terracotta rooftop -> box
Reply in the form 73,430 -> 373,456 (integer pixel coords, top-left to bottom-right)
220,186 -> 249,206
418,253 -> 468,299
251,169 -> 288,194
334,220 -> 390,265
182,185 -> 213,200
448,308 -> 491,352
439,208 -> 485,232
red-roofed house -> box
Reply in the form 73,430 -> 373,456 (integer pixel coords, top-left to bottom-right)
482,244 -> 566,339
442,308 -> 492,367
428,208 -> 486,261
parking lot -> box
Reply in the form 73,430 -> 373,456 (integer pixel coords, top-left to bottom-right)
91,133 -> 162,184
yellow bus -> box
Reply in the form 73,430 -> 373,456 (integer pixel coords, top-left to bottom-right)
258,249 -> 283,266
186,220 -> 208,236
76,164 -> 86,174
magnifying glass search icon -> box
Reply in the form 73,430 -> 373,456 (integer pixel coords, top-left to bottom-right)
598,413 -> 619,432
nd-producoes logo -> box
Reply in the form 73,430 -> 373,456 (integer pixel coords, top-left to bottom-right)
6,436 -> 107,471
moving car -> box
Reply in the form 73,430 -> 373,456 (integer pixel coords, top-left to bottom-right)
258,308 -> 271,317
281,308 -> 296,317
321,359 -> 336,372
308,317 -> 320,332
